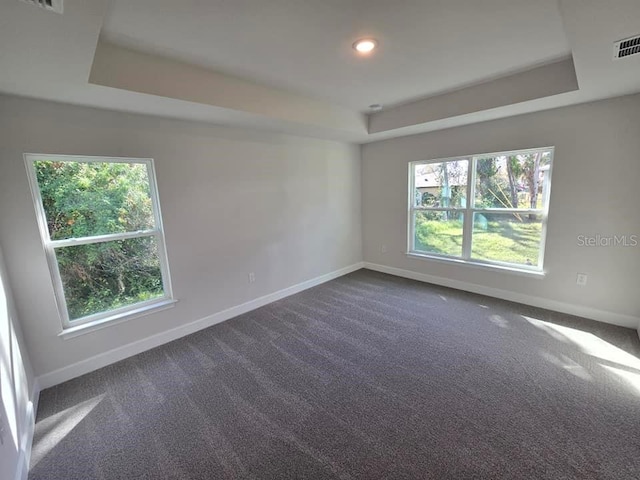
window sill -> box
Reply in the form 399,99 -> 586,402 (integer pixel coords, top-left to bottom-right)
58,299 -> 178,340
406,252 -> 546,278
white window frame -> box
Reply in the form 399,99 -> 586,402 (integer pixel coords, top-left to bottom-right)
407,147 -> 554,274
25,154 -> 174,332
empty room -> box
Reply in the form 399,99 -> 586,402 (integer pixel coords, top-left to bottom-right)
1,1 -> 640,479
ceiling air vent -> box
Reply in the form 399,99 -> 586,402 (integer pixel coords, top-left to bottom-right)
20,0 -> 63,14
613,35 -> 640,60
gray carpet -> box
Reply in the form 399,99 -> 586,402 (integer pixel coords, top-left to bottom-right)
30,269 -> 640,480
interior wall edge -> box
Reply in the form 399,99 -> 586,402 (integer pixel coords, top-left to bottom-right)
12,381 -> 40,480
363,263 -> 640,330
36,262 -> 365,390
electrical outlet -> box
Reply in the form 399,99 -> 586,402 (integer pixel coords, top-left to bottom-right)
248,272 -> 256,284
576,273 -> 588,286
381,245 -> 388,254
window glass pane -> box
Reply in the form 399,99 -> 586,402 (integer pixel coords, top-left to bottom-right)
34,160 -> 155,240
414,211 -> 464,257
414,160 -> 468,208
471,213 -> 543,267
55,236 -> 164,320
474,151 -> 551,209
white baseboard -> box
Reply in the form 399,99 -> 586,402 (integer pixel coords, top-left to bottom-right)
37,262 -> 364,390
364,262 -> 640,330
14,380 -> 40,480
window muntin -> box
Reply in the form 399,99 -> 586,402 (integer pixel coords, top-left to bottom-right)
26,155 -> 173,328
409,148 -> 553,271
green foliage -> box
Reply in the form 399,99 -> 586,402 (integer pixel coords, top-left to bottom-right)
420,191 -> 437,207
471,218 -> 542,266
35,160 -> 163,320
414,214 -> 542,266
35,161 -> 154,239
414,212 -> 464,256
475,157 -> 511,209
449,185 -> 466,209
414,151 -> 550,267
475,153 -> 550,212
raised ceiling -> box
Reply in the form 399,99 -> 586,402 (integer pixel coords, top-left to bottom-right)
101,0 -> 571,111
0,0 -> 639,143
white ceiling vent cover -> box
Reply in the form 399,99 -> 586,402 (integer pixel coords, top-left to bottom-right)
613,35 -> 640,60
20,0 -> 63,14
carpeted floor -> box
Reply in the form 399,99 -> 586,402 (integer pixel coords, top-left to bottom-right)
30,269 -> 640,479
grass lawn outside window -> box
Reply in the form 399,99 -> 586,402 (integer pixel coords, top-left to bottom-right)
409,147 -> 553,272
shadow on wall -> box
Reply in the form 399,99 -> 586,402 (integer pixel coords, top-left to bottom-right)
0,245 -> 35,480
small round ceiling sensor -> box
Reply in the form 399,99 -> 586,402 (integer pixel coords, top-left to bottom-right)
353,38 -> 378,54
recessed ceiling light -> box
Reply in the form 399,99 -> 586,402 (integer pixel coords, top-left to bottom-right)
353,38 -> 378,54
369,104 -> 383,112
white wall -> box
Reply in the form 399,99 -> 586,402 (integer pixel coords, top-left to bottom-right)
0,243 -> 37,480
0,95 -> 362,382
362,93 -> 640,328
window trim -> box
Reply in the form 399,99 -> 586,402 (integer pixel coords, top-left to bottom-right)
24,153 -> 174,330
407,147 -> 554,273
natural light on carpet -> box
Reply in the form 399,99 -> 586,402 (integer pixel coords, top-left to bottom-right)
31,394 -> 105,468
523,316 -> 640,395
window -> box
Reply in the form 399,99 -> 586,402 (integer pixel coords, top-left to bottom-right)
409,147 -> 553,272
26,155 -> 173,330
